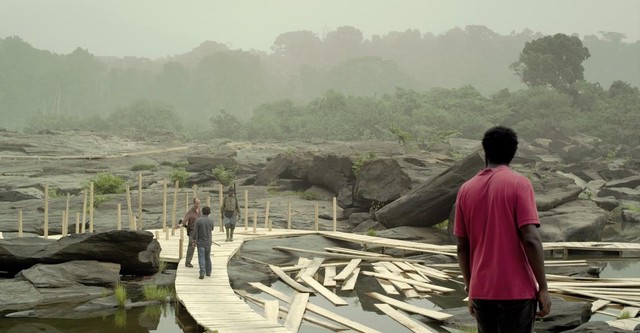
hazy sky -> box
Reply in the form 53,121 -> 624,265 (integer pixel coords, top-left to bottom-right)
1,0 -> 639,58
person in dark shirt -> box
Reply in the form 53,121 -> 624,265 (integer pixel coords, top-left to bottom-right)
178,197 -> 200,267
192,206 -> 214,279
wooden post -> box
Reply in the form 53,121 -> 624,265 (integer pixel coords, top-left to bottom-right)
44,184 -> 49,239
61,210 -> 66,236
138,172 -> 143,229
218,185 -> 224,232
65,193 -> 70,235
332,197 -> 337,232
162,179 -> 167,232
81,190 -> 87,233
185,192 -> 189,214
206,194 -> 211,208
18,209 -> 23,238
117,203 -> 122,230
155,230 -> 159,239
172,180 -> 179,235
192,184 -> 198,199
89,182 -> 94,233
264,201 -> 271,230
314,203 -> 319,231
253,210 -> 257,234
178,234 -> 184,260
126,185 -> 133,230
75,212 -> 80,234
244,190 -> 248,231
287,202 -> 292,229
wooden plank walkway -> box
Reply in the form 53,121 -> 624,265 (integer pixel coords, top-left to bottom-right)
154,227 -> 316,333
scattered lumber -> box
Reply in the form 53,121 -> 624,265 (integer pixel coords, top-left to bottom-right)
284,292 -> 310,332
273,246 -> 423,262
324,246 -> 390,257
249,282 -> 383,333
362,271 -> 455,293
341,267 -> 360,291
374,303 -> 437,333
269,264 -> 314,293
367,292 -> 453,321
333,259 -> 362,281
300,275 -> 348,306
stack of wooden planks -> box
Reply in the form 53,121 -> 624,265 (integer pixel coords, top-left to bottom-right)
237,245 -> 458,332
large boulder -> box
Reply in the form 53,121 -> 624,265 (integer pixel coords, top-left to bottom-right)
598,187 -> 640,201
374,150 -> 484,228
352,159 -> 411,208
0,187 -> 44,202
538,200 -> 609,242
16,260 -> 121,288
254,152 -> 312,186
307,154 -> 354,194
0,230 -> 160,276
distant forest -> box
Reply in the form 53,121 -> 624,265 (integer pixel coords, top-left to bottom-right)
1,25 -> 639,147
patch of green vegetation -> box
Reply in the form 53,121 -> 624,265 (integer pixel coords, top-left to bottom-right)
618,310 -> 631,319
366,228 -> 377,237
142,285 -> 172,303
90,173 -> 125,195
352,151 -> 377,176
301,190 -> 319,200
92,194 -> 109,208
424,129 -> 461,150
160,161 -> 188,168
622,204 -> 640,213
142,304 -> 163,321
114,283 -> 127,308
47,187 -> 60,199
434,219 -> 449,229
157,261 -> 167,274
212,165 -> 236,187
131,163 -> 158,172
453,325 -> 478,333
170,168 -> 189,187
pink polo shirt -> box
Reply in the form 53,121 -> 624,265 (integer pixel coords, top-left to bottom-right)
454,165 -> 540,300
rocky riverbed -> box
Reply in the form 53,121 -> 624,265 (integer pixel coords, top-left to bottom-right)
1,129 -> 639,332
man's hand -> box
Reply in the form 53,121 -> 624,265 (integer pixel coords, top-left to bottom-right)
467,297 -> 476,317
536,289 -> 551,317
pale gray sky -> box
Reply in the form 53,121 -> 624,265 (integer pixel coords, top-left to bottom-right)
1,0 -> 638,58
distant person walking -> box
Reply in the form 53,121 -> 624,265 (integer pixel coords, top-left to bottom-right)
454,126 -> 551,333
221,187 -> 240,242
192,206 -> 214,279
178,197 -> 200,267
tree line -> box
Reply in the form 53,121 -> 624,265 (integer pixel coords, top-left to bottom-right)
1,26 -> 639,149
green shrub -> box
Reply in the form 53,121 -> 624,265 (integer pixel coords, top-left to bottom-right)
131,164 -> 158,172
170,168 -> 189,187
114,283 -> 127,308
301,191 -> 319,200
161,161 -> 188,168
434,219 -> 449,229
142,285 -> 172,302
47,187 -> 60,199
366,228 -> 377,237
352,152 -> 377,176
91,173 -> 125,195
212,165 -> 236,187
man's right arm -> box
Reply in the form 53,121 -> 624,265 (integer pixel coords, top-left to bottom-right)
520,224 -> 551,317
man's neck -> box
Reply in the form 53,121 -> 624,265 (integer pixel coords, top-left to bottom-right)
486,162 -> 508,169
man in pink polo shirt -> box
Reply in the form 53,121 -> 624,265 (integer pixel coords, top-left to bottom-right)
454,126 -> 551,332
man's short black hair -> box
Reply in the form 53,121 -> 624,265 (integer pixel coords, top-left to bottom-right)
482,126 -> 518,165
202,206 -> 211,216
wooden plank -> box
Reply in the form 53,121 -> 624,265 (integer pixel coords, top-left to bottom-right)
362,271 -> 455,293
373,266 -> 413,290
323,266 -> 337,287
607,318 -> 640,330
341,267 -> 360,291
264,300 -> 280,323
374,303 -> 437,333
284,293 -> 309,332
367,292 -> 453,321
274,246 -> 423,262
376,277 -> 401,295
250,282 -> 383,333
301,275 -> 348,306
238,290 -> 347,332
334,259 -> 362,281
620,306 -> 640,318
591,300 -> 611,313
561,288 -> 640,307
269,265 -> 315,293
325,246 -> 390,257
296,257 -> 325,281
